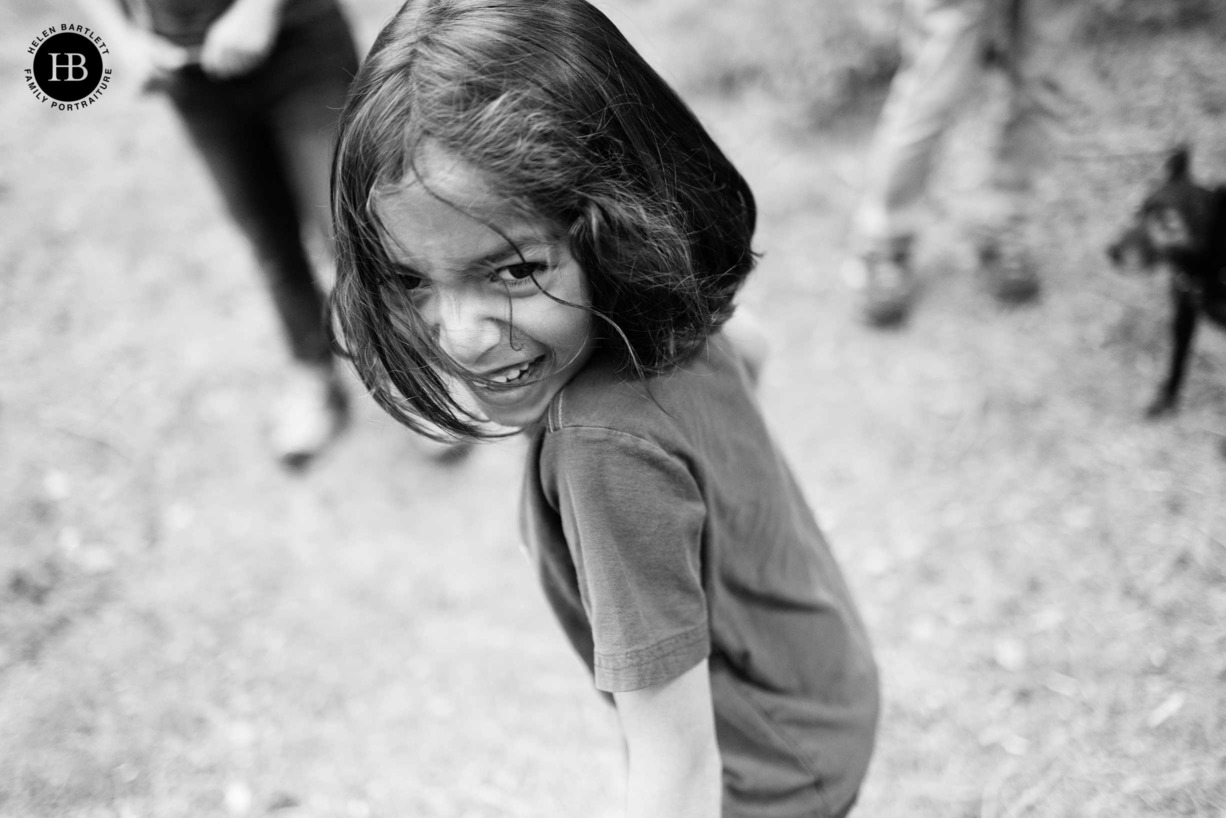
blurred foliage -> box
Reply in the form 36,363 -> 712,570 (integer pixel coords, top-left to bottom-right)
651,0 -> 902,114
1081,0 -> 1219,34
656,0 -> 1221,116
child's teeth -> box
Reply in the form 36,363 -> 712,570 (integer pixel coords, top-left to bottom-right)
494,363 -> 530,383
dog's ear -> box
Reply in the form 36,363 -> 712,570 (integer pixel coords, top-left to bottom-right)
1166,145 -> 1191,181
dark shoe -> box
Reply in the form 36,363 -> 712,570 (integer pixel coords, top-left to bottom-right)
844,245 -> 916,327
270,362 -> 349,470
979,241 -> 1040,304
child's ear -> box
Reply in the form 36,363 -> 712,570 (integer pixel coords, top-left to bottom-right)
1166,145 -> 1191,182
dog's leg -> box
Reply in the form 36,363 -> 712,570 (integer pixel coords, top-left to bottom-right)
1147,294 -> 1198,417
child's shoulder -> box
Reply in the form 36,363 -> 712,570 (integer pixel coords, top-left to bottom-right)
544,333 -> 750,439
544,353 -> 663,437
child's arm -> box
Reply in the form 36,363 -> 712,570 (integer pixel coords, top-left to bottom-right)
613,659 -> 721,818
199,0 -> 289,79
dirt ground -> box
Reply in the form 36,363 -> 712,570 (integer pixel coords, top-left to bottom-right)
1,1 -> 1224,816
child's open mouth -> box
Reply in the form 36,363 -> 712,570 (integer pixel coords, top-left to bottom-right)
477,356 -> 547,391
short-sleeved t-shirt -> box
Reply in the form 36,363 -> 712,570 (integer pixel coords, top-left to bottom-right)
129,0 -> 335,47
520,334 -> 879,818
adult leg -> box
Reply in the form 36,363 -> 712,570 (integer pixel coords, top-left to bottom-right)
258,8 -> 362,466
165,68 -> 344,467
974,0 -> 1082,302
263,4 -> 359,287
262,7 -> 472,462
858,0 -> 989,241
849,0 -> 989,325
251,8 -> 363,466
165,69 -> 331,367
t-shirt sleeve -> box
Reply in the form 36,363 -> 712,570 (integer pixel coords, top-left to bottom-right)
542,425 -> 709,693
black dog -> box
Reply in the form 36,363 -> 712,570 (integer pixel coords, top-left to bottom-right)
1108,147 -> 1226,417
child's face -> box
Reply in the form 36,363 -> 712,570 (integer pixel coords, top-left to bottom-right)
374,144 -> 596,429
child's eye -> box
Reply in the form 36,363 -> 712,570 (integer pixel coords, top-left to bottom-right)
383,263 -> 424,288
493,261 -> 546,286
381,272 -> 431,306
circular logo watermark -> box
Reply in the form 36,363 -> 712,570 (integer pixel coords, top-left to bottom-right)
25,25 -> 112,110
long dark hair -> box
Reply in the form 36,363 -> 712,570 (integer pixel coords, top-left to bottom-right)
331,0 -> 758,440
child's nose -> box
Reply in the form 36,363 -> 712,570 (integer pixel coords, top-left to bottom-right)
434,290 -> 502,366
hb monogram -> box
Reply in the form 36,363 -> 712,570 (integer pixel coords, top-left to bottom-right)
47,52 -> 89,82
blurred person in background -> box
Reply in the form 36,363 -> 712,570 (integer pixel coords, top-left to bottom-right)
89,0 -> 360,468
844,0 -> 1083,327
